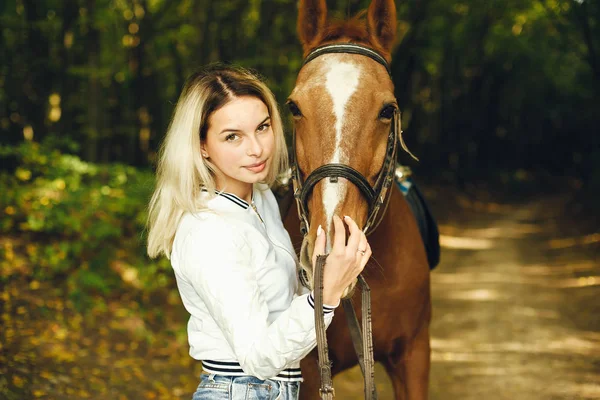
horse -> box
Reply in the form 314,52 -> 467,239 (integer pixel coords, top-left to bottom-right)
282,0 -> 432,399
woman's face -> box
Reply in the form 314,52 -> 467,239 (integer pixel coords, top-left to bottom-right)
202,96 -> 275,197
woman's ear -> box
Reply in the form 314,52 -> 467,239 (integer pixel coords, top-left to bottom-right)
200,144 -> 209,159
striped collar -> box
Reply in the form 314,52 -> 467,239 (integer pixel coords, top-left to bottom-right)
216,191 -> 250,209
201,187 -> 252,210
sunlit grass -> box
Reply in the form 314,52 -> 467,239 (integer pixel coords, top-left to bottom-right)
439,224 -> 543,239
431,335 -> 600,358
439,235 -> 494,250
547,233 -> 600,249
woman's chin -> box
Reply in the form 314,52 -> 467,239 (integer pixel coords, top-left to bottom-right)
243,162 -> 270,182
237,172 -> 266,185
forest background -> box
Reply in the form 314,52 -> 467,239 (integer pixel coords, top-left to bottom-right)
0,0 -> 598,398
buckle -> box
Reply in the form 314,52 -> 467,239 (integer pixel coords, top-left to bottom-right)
395,165 -> 413,181
319,386 -> 335,397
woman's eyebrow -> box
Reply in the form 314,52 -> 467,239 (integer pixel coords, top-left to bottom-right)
219,127 -> 242,135
219,116 -> 271,135
256,116 -> 270,126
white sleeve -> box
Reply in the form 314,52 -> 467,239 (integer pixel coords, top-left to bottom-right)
180,222 -> 335,379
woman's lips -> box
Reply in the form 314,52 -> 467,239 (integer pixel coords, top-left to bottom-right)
245,160 -> 266,173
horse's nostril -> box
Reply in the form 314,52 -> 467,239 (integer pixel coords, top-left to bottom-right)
300,240 -> 312,269
302,244 -> 310,266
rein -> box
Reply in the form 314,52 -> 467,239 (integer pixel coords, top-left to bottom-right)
314,255 -> 377,399
291,43 -> 400,399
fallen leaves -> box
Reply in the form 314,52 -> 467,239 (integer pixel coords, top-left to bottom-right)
0,275 -> 198,399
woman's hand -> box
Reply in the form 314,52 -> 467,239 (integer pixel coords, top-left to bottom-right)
311,215 -> 372,306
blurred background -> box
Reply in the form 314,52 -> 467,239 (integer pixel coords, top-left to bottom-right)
0,0 -> 598,399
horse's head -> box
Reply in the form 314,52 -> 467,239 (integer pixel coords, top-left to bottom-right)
289,0 -> 400,291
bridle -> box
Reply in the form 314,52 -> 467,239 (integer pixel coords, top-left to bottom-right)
290,43 -> 402,400
290,43 -> 401,238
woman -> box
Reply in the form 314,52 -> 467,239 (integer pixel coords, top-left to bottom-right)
146,65 -> 372,399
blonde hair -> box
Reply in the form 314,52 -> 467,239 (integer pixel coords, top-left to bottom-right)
147,65 -> 288,258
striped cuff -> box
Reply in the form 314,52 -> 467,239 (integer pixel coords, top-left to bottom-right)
307,293 -> 336,314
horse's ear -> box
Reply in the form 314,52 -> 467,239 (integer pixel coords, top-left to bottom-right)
297,0 -> 328,51
366,0 -> 397,54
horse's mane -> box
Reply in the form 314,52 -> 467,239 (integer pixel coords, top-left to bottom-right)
315,11 -> 389,58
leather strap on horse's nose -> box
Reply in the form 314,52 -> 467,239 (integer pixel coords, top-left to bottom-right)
300,163 -> 377,216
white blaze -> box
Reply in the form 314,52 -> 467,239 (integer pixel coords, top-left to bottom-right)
322,60 -> 361,248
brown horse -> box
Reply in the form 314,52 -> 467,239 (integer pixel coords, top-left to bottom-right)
283,0 -> 431,399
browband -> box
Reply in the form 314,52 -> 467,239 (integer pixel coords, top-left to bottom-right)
302,43 -> 392,77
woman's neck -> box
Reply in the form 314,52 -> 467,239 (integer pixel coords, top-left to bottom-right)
214,180 -> 253,203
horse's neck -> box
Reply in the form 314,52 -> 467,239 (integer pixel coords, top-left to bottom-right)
366,187 -> 428,282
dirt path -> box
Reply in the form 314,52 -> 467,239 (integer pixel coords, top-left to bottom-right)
334,193 -> 600,399
2,190 -> 598,399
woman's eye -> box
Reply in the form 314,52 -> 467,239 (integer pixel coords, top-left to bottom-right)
225,134 -> 239,142
379,105 -> 396,120
287,101 -> 302,117
257,123 -> 271,132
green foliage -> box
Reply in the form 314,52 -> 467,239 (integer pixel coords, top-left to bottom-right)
0,142 -> 170,308
1,0 -> 597,184
392,0 -> 599,182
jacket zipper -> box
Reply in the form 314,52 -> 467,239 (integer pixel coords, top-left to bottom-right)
250,202 -> 265,225
250,201 -> 298,266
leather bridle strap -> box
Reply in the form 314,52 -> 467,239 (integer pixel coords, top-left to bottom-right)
303,43 -> 392,77
300,164 -> 377,217
291,109 -> 399,238
342,275 -> 377,399
314,255 -> 335,399
314,256 -> 377,400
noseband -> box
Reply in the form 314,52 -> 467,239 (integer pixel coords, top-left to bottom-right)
291,43 -> 400,237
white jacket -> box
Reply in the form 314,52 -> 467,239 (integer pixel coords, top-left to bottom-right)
170,183 -> 335,381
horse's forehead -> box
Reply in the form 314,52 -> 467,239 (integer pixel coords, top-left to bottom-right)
324,60 -> 362,114
293,54 -> 392,107
293,54 -> 369,95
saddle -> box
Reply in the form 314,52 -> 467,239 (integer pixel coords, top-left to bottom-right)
395,166 -> 440,270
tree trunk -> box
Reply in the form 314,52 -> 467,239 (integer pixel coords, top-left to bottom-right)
86,0 -> 102,162
56,0 -> 79,143
22,0 -> 51,142
573,0 -> 600,87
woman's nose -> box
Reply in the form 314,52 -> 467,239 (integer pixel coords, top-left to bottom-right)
246,136 -> 263,157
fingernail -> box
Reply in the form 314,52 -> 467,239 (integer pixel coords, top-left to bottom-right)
317,225 -> 323,236
344,215 -> 351,220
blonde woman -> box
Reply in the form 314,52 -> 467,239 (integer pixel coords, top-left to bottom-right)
147,65 -> 372,400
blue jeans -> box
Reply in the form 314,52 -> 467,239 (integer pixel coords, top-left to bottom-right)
193,373 -> 300,400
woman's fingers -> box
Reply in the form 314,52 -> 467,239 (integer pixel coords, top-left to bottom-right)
312,224 -> 327,267
343,216 -> 362,252
318,216 -> 372,304
359,242 -> 372,269
315,216 -> 370,270
332,215 -> 346,253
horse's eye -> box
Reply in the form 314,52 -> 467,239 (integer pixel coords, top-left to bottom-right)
287,101 -> 302,118
379,105 -> 396,120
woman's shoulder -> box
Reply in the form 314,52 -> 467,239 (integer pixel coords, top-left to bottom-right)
171,212 -> 252,277
174,212 -> 248,252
